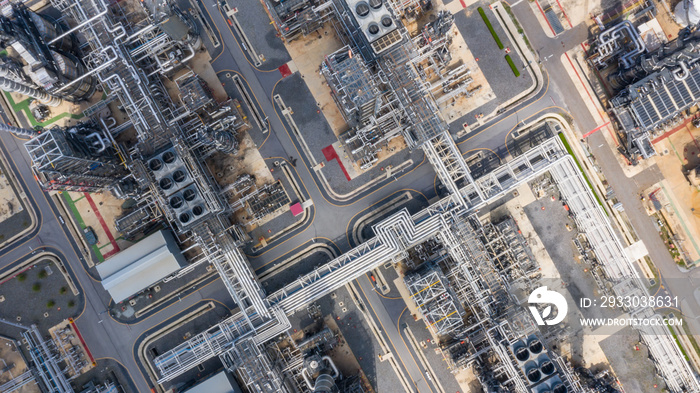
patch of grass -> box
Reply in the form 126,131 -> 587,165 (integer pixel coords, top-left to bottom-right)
67,300 -> 75,308
505,54 -> 520,77
669,325 -> 690,362
478,7 -> 504,50
17,273 -> 26,282
59,287 -> 67,295
557,133 -> 607,214
38,270 -> 47,279
46,300 -> 55,308
32,283 -> 41,292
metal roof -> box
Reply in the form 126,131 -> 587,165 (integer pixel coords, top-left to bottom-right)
96,230 -> 186,303
183,371 -> 242,393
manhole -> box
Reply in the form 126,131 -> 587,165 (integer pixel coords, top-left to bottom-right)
43,312 -> 49,318
16,316 -> 21,322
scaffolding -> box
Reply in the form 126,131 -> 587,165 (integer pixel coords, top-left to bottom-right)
219,338 -> 285,393
405,268 -> 464,336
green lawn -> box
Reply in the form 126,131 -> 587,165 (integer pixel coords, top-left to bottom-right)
505,54 -> 520,77
478,7 -> 504,50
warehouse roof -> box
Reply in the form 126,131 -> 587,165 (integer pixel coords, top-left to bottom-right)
183,371 -> 242,393
97,230 -> 186,303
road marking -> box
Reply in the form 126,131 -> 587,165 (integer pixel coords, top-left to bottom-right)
582,121 -> 610,138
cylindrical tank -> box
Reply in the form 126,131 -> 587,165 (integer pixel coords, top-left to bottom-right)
50,51 -> 96,101
675,0 -> 700,27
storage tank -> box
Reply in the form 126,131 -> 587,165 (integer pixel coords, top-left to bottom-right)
675,0 -> 700,27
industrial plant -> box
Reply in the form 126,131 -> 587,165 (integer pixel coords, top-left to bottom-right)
0,0 -> 698,392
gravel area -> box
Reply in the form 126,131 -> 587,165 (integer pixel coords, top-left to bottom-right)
599,327 -> 666,393
224,0 -> 291,70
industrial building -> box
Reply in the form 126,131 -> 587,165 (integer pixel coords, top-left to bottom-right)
595,19 -> 700,161
96,229 -> 187,303
0,3 -> 96,104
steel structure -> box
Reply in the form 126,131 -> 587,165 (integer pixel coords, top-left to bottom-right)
22,325 -> 75,393
36,0 -> 698,389
551,155 -> 700,392
605,23 -> 700,160
405,268 -> 465,336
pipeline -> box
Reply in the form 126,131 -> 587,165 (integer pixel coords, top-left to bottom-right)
0,77 -> 60,107
0,122 -> 38,137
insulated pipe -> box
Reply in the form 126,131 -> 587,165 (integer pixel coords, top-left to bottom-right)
673,61 -> 691,81
85,132 -> 107,153
321,356 -> 339,378
48,8 -> 108,45
0,64 -> 29,85
0,77 -> 60,107
0,122 -> 38,137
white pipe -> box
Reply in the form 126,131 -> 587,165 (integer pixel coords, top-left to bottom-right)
54,46 -> 118,93
49,9 -> 108,45
85,132 -> 107,153
673,61 -> 690,81
321,356 -> 339,379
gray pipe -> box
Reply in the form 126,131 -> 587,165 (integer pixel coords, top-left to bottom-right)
0,122 -> 39,137
0,77 -> 60,107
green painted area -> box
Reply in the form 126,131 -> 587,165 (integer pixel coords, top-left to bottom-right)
3,92 -> 84,128
478,7 -> 504,50
558,133 -> 607,213
505,54 -> 520,77
61,192 -> 104,263
670,325 -> 690,362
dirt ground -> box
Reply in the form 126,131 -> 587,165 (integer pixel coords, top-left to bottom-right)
412,0 -> 495,122
49,320 -> 95,377
646,128 -> 700,265
0,336 -> 40,393
0,169 -> 23,223
66,191 -> 130,259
